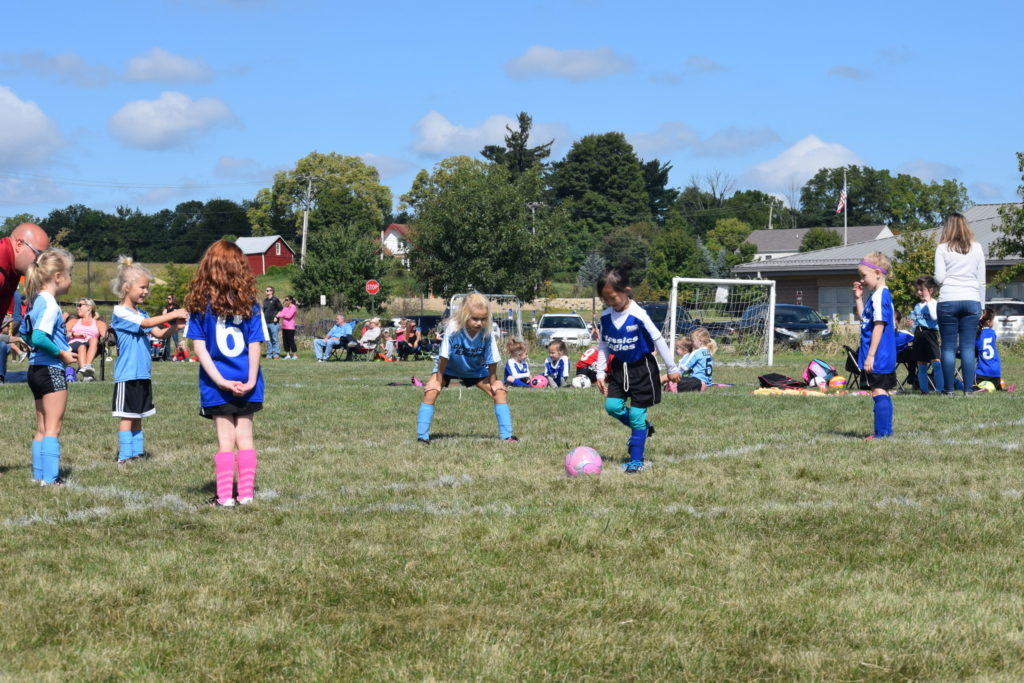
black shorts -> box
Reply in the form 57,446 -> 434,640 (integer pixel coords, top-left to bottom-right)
200,400 -> 263,419
913,327 -> 940,362
606,354 -> 662,408
441,374 -> 484,388
112,379 -> 156,418
860,371 -> 897,391
69,339 -> 90,353
28,365 -> 67,400
675,377 -> 704,393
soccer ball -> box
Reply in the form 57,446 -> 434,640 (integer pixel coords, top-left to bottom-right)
530,374 -> 549,388
828,376 -> 847,389
571,375 -> 591,389
977,380 -> 996,393
565,446 -> 602,477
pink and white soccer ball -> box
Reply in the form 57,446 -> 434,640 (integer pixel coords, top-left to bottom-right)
565,446 -> 602,477
530,374 -> 549,388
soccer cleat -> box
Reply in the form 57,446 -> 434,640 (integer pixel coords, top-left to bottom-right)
622,460 -> 645,474
237,496 -> 254,505
40,478 -> 65,487
864,434 -> 889,441
502,436 -> 520,443
412,376 -> 423,387
208,496 -> 236,508
417,437 -> 431,445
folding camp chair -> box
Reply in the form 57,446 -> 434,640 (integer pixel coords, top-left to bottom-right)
842,345 -> 863,389
896,344 -> 922,392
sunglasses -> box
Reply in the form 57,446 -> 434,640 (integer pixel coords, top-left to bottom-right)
19,239 -> 44,259
76,303 -> 88,307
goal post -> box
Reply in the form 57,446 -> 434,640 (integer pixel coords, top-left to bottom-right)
668,277 -> 777,367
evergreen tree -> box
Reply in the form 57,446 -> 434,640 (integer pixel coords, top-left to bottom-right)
480,112 -> 553,180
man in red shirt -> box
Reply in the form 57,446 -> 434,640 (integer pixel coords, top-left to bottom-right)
0,222 -> 49,317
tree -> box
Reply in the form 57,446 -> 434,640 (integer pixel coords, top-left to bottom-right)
149,263 -> 196,305
576,251 -> 606,320
641,159 -> 677,225
480,112 -> 553,180
990,152 -> 1024,285
1,213 -> 41,237
548,132 -> 652,264
888,229 -> 937,315
600,224 -> 653,284
800,227 -> 843,252
290,221 -> 385,310
247,152 -> 392,243
705,217 -> 755,268
644,210 -> 706,297
406,156 -> 558,301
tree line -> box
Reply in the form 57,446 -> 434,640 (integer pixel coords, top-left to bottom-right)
2,111 -> 977,306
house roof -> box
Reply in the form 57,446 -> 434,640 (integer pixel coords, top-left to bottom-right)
746,225 -> 890,253
385,223 -> 411,237
234,235 -> 295,255
733,204 -> 1022,275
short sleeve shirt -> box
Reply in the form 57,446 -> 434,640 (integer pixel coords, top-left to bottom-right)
187,303 -> 267,406
434,321 -> 500,378
26,292 -> 69,367
111,305 -> 153,381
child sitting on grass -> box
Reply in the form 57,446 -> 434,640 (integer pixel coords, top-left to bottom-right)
676,327 -> 716,392
504,340 -> 531,387
976,307 -> 1003,390
544,340 -> 570,387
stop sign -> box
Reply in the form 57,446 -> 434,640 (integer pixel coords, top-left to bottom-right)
365,279 -> 380,295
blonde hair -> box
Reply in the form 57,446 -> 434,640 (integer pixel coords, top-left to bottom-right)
940,212 -> 975,255
675,334 -> 694,354
506,339 -> 528,356
861,251 -> 892,276
24,247 -> 74,303
77,297 -> 97,318
111,255 -> 154,300
453,292 -> 491,334
690,327 -> 717,356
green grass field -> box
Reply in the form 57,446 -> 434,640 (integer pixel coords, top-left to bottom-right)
3,348 -> 1024,679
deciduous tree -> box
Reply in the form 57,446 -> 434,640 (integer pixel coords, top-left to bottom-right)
799,227 -> 843,252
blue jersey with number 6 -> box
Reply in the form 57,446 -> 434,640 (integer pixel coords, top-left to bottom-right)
976,327 -> 1001,378
187,302 -> 267,407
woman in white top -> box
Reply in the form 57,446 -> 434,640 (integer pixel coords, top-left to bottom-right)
934,213 -> 986,395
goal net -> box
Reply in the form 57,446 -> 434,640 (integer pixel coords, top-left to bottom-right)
447,292 -> 524,340
667,277 -> 777,367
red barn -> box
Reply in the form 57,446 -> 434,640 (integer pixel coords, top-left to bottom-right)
235,236 -> 295,275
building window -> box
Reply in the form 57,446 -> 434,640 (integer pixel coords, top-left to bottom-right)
275,242 -> 281,256
819,286 -> 855,319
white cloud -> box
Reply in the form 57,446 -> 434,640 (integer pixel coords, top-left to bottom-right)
213,156 -> 279,182
124,48 -> 212,83
0,86 -> 64,168
505,45 -> 633,82
742,135 -> 862,190
360,153 -> 415,180
135,177 -> 203,205
897,159 -> 961,183
828,65 -> 870,80
971,182 -> 1004,201
626,122 -> 698,158
0,51 -> 113,87
109,91 -> 235,150
686,55 -> 727,73
694,127 -> 780,157
0,175 -> 68,205
411,111 -> 567,158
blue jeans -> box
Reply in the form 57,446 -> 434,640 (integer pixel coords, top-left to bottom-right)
313,338 -> 340,360
0,339 -> 8,381
266,323 -> 281,358
938,300 -> 981,394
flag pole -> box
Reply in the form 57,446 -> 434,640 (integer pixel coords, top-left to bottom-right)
843,169 -> 848,246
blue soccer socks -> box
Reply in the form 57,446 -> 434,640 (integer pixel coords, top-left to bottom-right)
40,436 -> 60,484
930,361 -> 944,393
417,403 -> 435,441
32,439 -> 43,481
494,403 -> 513,440
131,429 -> 144,457
873,394 -> 893,438
628,428 -> 647,464
118,430 -> 133,462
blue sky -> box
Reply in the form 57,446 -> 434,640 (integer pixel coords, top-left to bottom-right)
1,0 -> 1022,223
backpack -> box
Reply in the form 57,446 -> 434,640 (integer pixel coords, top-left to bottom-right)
757,373 -> 807,390
802,358 -> 837,385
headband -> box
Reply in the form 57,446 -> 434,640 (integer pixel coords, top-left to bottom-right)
859,260 -> 889,275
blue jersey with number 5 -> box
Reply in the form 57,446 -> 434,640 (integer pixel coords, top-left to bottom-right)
976,328 -> 1001,378
186,302 -> 267,406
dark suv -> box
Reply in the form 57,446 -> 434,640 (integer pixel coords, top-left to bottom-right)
737,303 -> 831,346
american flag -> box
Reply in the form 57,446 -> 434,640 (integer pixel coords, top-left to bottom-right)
835,188 -> 847,214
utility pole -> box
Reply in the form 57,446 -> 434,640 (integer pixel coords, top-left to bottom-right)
767,202 -> 774,230
526,201 -> 546,235
295,174 -> 322,269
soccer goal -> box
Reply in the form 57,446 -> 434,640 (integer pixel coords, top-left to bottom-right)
447,292 -> 524,340
668,277 -> 777,366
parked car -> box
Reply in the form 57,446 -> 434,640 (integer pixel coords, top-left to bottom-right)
989,299 -> 1024,342
537,313 -> 591,346
637,302 -> 737,342
737,303 -> 832,347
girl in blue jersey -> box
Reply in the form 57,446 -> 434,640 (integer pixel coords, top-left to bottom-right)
544,341 -> 570,387
677,327 -> 716,392
975,308 -> 1003,390
110,257 -> 187,463
22,248 -> 76,485
853,252 -> 897,439
185,241 -> 267,507
504,339 -> 531,387
594,266 -> 680,473
417,292 -> 516,443
909,276 -> 943,393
